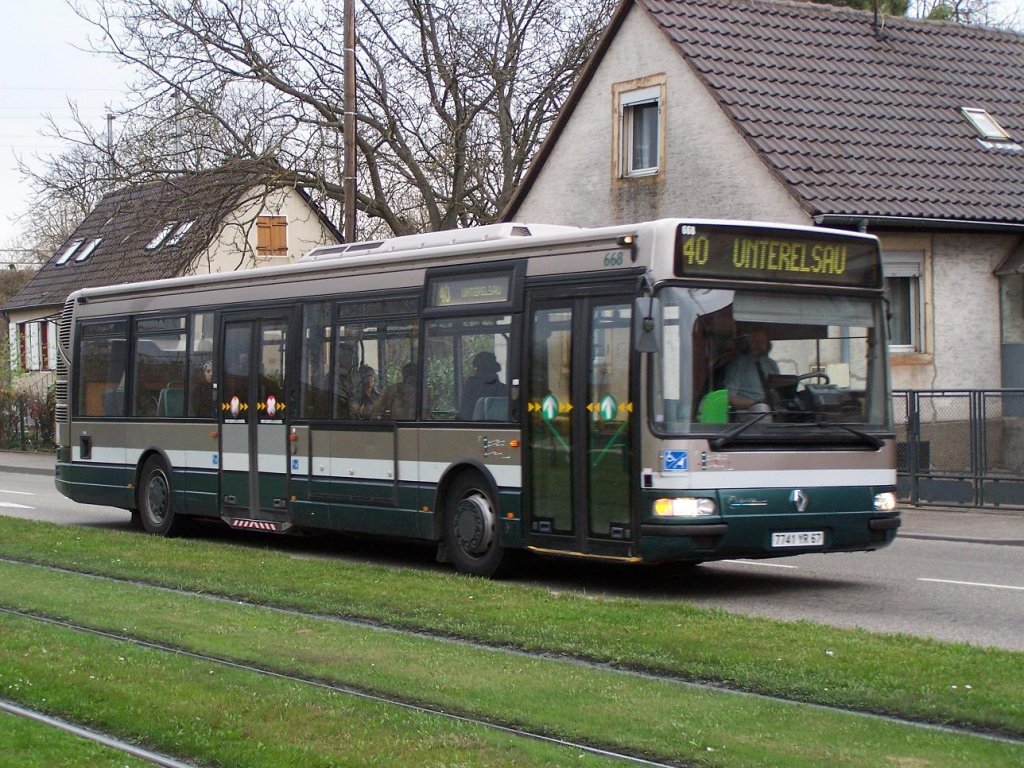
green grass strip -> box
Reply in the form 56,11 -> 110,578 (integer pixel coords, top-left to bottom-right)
0,611 -> 627,768
0,709 -> 154,768
0,516 -> 1020,735
1,560 -> 1022,768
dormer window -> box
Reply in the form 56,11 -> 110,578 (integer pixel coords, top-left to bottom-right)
55,239 -> 84,266
961,107 -> 1010,141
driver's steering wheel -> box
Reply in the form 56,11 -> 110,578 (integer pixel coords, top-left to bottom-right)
795,371 -> 830,388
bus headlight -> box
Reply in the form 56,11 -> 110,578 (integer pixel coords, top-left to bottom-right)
653,497 -> 717,518
873,492 -> 897,512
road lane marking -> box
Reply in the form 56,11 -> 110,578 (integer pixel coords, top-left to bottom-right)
723,559 -> 799,569
919,577 -> 1024,592
0,490 -> 33,495
0,502 -> 34,509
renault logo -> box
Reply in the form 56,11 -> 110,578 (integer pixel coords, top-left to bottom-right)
790,489 -> 809,512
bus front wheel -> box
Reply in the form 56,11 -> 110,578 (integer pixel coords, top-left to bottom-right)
138,456 -> 182,537
445,473 -> 512,578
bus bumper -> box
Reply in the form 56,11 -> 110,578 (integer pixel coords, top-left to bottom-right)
638,486 -> 901,563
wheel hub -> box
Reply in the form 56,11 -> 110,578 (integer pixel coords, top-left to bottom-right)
454,494 -> 495,556
146,473 -> 169,522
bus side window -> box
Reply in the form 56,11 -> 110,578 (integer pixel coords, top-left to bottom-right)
300,302 -> 332,420
186,312 -> 215,419
132,316 -> 187,418
77,326 -> 127,418
333,336 -> 359,420
423,326 -> 457,420
424,315 -> 512,422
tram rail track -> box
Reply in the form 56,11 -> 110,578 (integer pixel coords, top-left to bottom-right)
0,604 -> 681,768
0,698 -> 200,768
2,555 -> 1021,749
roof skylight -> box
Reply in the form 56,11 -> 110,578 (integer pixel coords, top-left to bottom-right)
75,238 -> 103,263
165,219 -> 195,247
55,239 -> 84,265
146,223 -> 177,250
961,107 -> 1010,141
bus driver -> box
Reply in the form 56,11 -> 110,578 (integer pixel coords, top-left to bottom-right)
723,329 -> 779,413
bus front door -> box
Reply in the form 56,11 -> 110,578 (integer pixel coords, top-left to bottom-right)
525,292 -> 635,559
219,314 -> 292,528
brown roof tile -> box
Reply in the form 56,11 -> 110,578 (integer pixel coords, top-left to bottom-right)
638,0 -> 1024,222
3,165 -> 326,314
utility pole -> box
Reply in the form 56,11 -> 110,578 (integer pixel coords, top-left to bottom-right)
343,0 -> 357,243
106,113 -> 116,187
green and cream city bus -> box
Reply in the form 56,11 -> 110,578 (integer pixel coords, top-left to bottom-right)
55,218 -> 900,576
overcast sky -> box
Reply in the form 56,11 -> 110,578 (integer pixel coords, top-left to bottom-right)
0,0 -> 1022,261
0,0 -> 127,259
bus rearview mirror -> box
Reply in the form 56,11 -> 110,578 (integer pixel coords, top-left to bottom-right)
633,296 -> 661,353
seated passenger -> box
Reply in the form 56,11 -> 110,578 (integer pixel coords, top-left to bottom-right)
189,361 -> 215,418
372,362 -> 418,420
351,365 -> 381,419
459,351 -> 504,420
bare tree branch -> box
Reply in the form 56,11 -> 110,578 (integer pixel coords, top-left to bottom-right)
33,0 -> 615,240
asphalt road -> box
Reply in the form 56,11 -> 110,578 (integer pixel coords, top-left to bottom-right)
2,466 -> 1022,652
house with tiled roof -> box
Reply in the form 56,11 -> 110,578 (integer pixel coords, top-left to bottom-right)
504,0 -> 1024,392
3,164 -> 342,384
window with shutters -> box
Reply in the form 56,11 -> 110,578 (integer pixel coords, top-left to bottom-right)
12,321 -> 55,371
257,215 -> 288,257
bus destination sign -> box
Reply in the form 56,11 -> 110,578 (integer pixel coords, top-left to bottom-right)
429,273 -> 511,308
674,224 -> 881,288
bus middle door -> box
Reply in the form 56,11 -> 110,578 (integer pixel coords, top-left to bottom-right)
219,313 -> 292,530
525,289 -> 636,559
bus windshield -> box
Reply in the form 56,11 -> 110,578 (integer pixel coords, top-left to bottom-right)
651,286 -> 891,439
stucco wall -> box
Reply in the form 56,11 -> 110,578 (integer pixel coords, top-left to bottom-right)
881,231 -> 1010,391
931,233 -> 1009,389
514,6 -> 806,228
198,186 -> 339,274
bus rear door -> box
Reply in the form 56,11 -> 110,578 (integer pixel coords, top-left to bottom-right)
219,312 -> 293,529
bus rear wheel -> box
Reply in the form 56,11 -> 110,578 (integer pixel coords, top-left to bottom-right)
445,473 -> 513,578
138,456 -> 182,537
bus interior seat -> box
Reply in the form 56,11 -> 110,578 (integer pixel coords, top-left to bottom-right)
472,396 -> 508,421
102,388 -> 125,416
156,385 -> 184,417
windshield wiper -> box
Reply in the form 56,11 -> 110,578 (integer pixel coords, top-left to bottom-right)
817,421 -> 884,449
709,411 -> 771,450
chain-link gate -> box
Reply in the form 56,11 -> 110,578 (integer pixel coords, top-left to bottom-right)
895,389 -> 1024,509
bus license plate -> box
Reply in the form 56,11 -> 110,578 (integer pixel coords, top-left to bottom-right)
771,531 -> 824,548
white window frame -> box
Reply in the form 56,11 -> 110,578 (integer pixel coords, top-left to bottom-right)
621,86 -> 661,177
960,107 -> 1010,141
613,76 -> 666,180
883,252 -> 924,354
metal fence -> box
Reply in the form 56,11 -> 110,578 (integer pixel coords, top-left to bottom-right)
894,389 -> 1024,509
